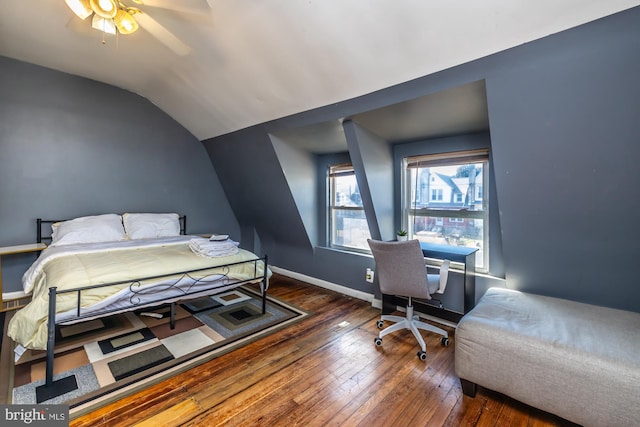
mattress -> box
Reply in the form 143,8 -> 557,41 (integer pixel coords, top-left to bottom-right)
8,236 -> 268,350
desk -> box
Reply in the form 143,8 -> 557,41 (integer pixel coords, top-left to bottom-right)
0,243 -> 47,312
382,242 -> 478,323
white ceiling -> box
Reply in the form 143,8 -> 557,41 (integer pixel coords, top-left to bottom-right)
1,1 -> 639,141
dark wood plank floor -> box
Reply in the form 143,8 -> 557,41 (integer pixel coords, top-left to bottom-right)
70,275 -> 575,427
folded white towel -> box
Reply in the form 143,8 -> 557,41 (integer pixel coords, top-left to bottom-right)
189,237 -> 239,258
189,237 -> 238,250
189,243 -> 239,258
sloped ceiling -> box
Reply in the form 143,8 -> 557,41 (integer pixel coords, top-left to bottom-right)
271,80 -> 488,153
1,1 -> 638,141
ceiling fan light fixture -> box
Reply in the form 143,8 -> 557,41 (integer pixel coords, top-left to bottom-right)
65,0 -> 93,20
89,0 -> 118,19
91,14 -> 116,35
114,9 -> 139,35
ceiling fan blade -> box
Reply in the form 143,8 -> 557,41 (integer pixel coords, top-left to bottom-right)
66,16 -> 91,34
133,0 -> 213,14
66,16 -> 116,39
134,13 -> 191,56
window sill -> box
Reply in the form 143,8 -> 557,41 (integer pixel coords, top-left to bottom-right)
317,246 -> 373,258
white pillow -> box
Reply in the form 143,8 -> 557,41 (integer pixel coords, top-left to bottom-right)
50,214 -> 126,247
123,213 -> 181,240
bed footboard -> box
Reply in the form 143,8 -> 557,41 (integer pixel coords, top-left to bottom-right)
36,254 -> 269,401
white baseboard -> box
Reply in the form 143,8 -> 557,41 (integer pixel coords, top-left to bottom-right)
271,266 -> 457,328
270,266 -> 375,303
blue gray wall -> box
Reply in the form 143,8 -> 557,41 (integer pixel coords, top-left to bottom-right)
2,8 -> 638,313
0,57 -> 239,293
204,7 -> 640,312
484,13 -> 640,309
344,120 -> 395,242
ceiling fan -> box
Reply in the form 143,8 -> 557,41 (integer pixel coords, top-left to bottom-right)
64,0 -> 212,55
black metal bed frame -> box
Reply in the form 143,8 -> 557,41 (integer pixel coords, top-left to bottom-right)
33,216 -> 269,402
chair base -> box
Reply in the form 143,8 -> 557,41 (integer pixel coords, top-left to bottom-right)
377,305 -> 448,353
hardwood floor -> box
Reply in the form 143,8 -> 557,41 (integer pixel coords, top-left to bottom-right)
71,275 -> 575,427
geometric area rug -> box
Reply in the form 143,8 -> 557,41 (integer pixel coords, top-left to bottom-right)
4,287 -> 309,418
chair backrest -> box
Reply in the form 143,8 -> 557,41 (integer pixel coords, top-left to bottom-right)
367,239 -> 432,300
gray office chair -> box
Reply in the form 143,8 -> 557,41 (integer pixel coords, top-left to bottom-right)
368,238 -> 450,360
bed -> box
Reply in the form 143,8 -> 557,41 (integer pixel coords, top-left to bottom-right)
7,213 -> 270,401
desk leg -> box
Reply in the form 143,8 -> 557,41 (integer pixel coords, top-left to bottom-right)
463,254 -> 476,313
381,294 -> 397,315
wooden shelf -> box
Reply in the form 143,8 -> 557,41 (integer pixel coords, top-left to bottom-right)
0,243 -> 47,256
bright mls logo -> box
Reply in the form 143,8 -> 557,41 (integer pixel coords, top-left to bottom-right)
1,405 -> 68,426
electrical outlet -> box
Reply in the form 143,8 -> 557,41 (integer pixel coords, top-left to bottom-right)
366,268 -> 375,283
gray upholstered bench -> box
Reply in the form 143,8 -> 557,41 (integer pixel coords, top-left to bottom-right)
455,287 -> 640,427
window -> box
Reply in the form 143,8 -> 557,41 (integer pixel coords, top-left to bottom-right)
329,164 -> 371,251
403,149 -> 489,270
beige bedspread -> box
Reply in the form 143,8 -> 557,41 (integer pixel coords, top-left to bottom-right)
8,237 -> 268,350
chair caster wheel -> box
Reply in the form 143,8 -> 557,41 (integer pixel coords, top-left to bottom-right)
374,337 -> 383,346
417,351 -> 427,361
441,337 -> 449,347
376,320 -> 384,329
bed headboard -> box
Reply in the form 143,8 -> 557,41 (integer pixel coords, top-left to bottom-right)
36,215 -> 187,244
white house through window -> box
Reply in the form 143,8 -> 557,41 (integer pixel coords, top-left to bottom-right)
403,149 -> 489,270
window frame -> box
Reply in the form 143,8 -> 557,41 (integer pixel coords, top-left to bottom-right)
328,163 -> 371,253
402,149 -> 490,272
